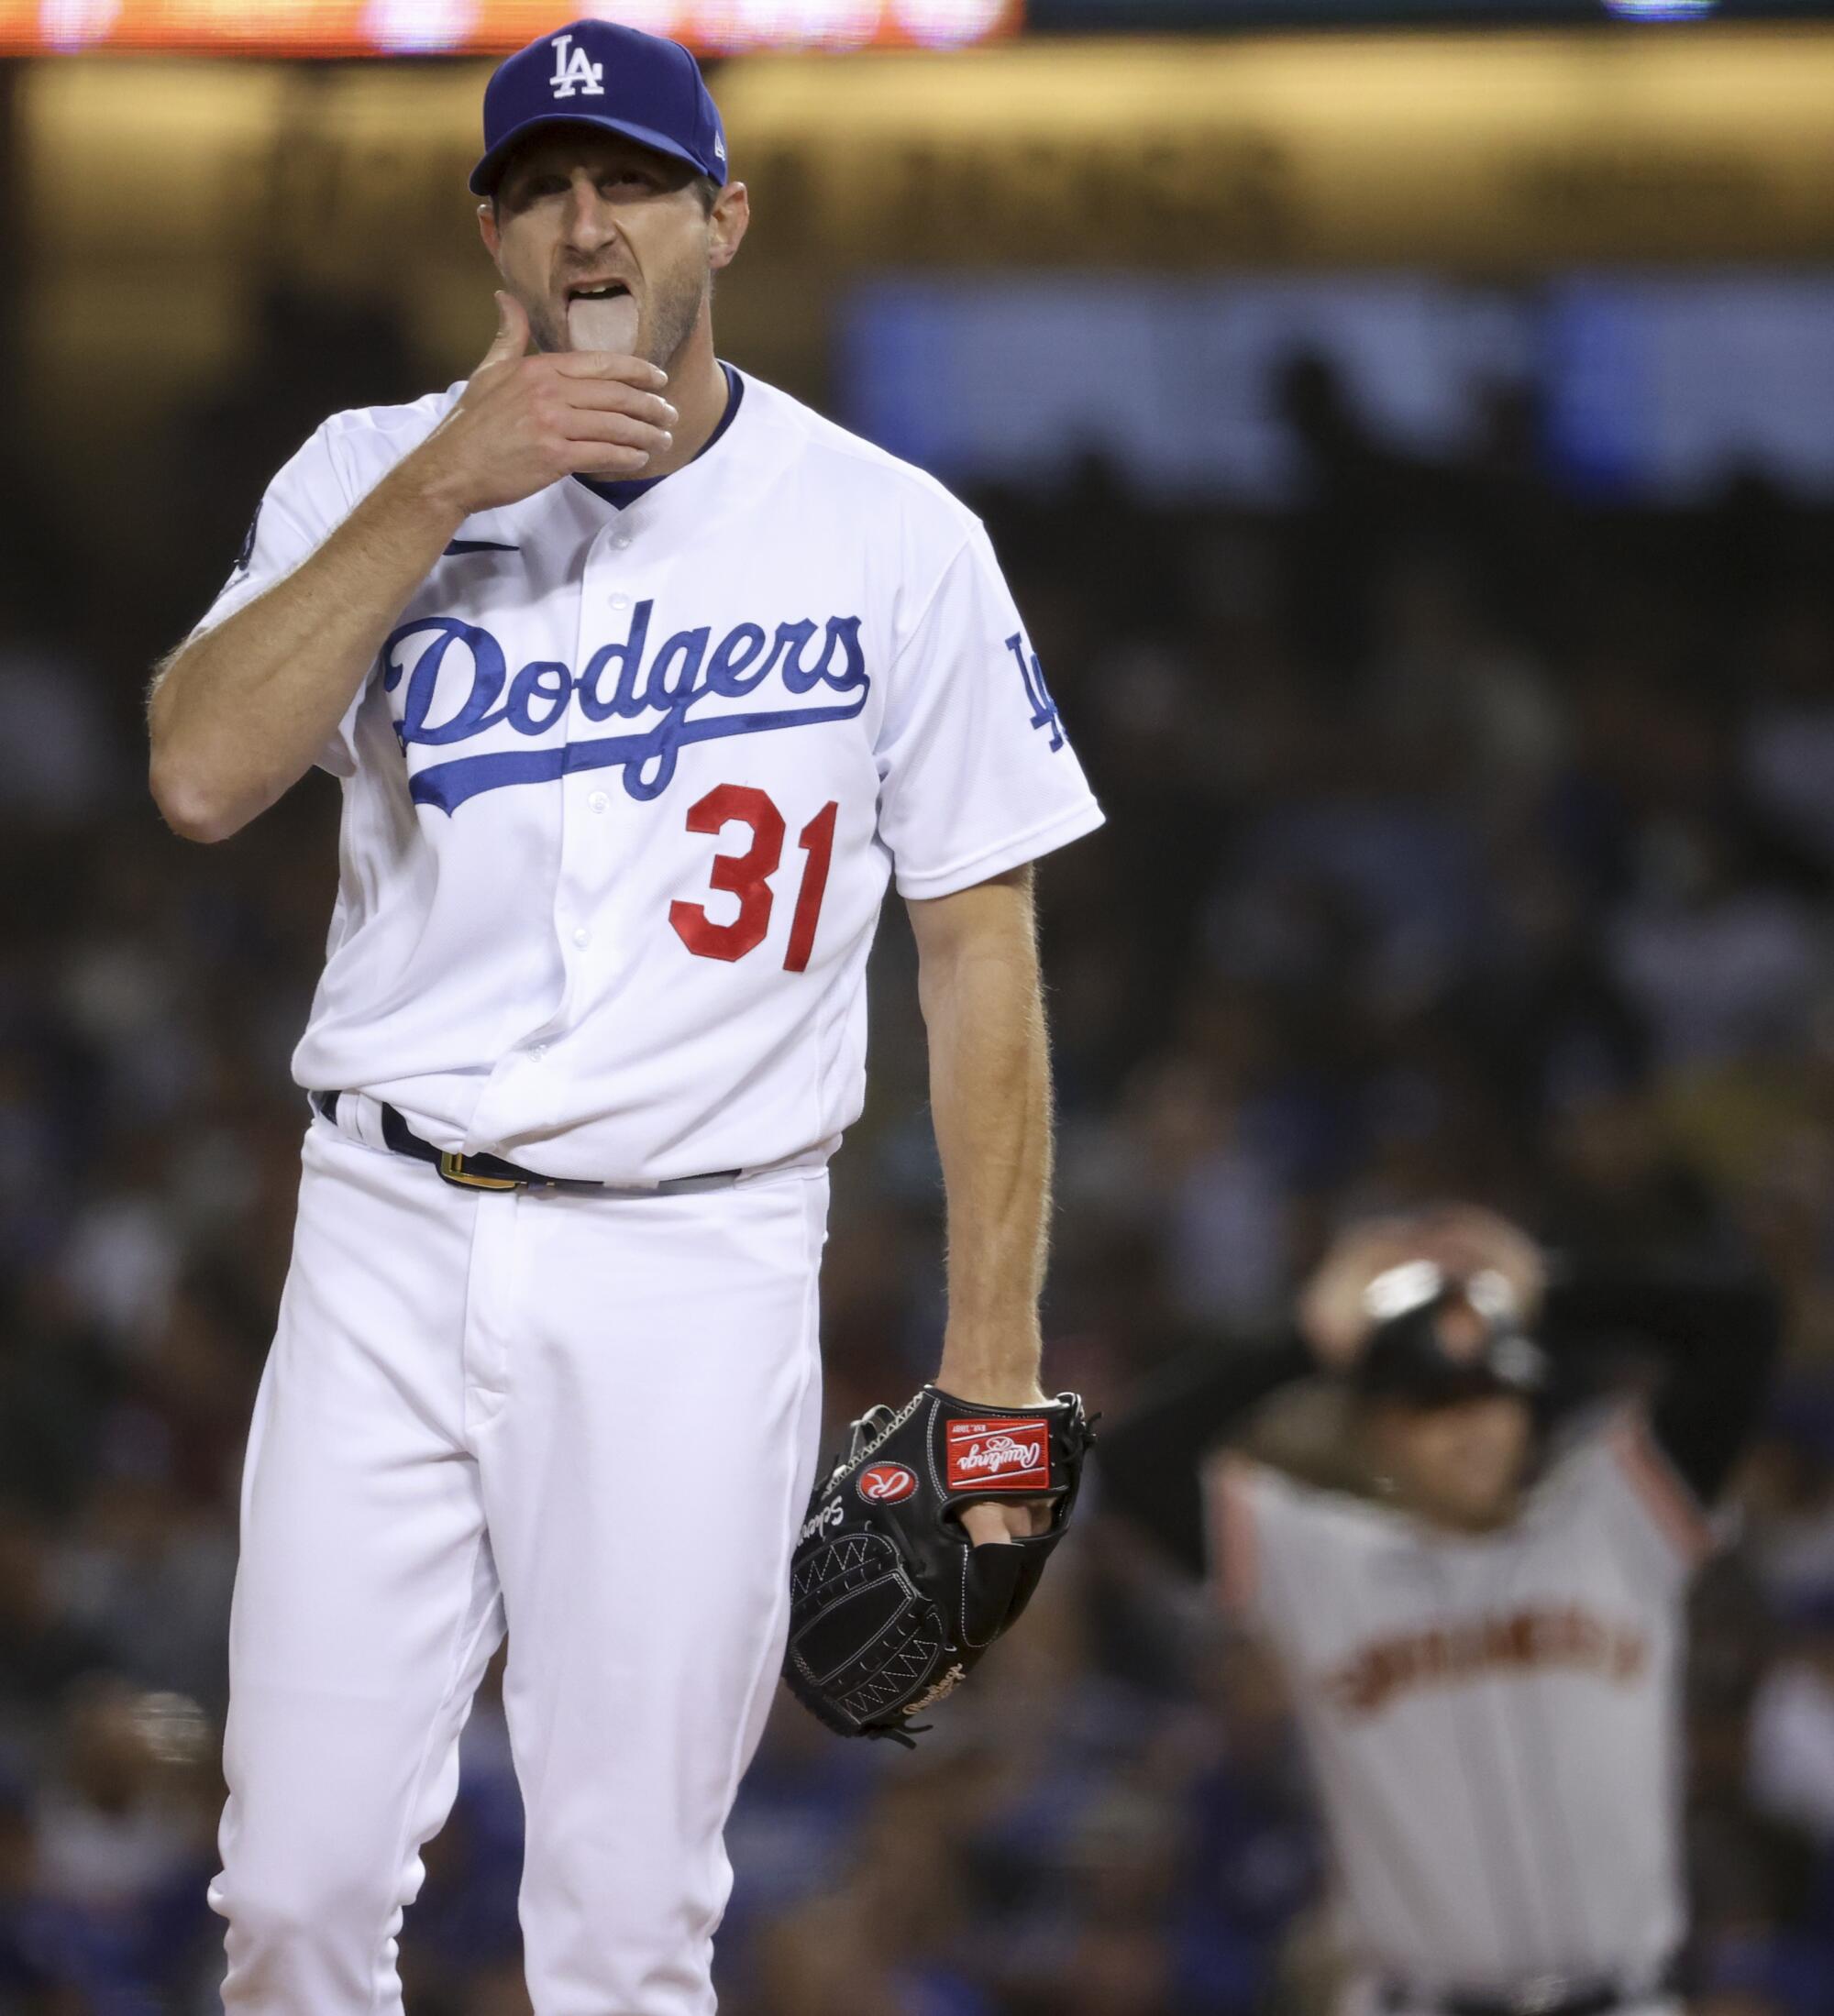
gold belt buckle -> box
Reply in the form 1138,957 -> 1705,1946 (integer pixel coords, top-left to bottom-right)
437,1151 -> 521,1193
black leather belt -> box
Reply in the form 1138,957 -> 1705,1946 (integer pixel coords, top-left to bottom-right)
310,1091 -> 741,1196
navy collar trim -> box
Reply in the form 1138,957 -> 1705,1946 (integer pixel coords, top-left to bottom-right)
573,361 -> 743,512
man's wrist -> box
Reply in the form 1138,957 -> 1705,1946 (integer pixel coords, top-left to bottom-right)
935,1323 -> 1047,1408
382,444 -> 476,537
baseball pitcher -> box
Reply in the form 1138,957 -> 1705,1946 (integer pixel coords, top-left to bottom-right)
146,21 -> 1102,2013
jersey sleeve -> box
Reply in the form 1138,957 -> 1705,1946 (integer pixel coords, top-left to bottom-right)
874,524 -> 1104,899
1201,1453 -> 1321,1640
185,420 -> 364,778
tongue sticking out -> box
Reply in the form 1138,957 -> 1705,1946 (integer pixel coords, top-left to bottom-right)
568,292 -> 639,356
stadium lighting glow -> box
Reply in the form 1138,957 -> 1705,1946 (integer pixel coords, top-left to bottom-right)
9,0 -> 1014,53
362,0 -> 479,50
39,0 -> 124,48
691,0 -> 886,52
892,0 -> 1005,43
599,0 -> 697,30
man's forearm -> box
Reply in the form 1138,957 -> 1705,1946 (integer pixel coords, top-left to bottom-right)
911,870 -> 1053,1405
147,457 -> 467,843
1099,1327 -> 1316,1575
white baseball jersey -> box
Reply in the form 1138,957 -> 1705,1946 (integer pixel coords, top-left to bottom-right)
189,369 -> 1103,1182
1208,1410 -> 1711,1998
199,366 -> 1101,2016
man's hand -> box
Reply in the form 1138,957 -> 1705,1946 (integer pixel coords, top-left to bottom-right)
939,1364 -> 1055,1546
403,292 -> 679,516
1411,1205 -> 1547,1323
1298,1218 -> 1436,1371
961,1501 -> 1052,1545
1298,1207 -> 1546,1372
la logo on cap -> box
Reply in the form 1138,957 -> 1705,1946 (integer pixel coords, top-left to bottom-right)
549,31 -> 605,101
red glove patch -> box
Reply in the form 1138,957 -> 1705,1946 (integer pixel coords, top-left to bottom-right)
945,1416 -> 1051,1493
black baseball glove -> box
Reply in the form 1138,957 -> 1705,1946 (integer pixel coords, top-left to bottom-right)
783,1384 -> 1094,1745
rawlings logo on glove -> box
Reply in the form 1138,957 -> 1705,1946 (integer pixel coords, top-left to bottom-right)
782,1384 -> 1094,1746
947,1419 -> 1050,1489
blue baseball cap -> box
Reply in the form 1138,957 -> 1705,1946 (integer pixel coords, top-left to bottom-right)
470,18 -> 728,199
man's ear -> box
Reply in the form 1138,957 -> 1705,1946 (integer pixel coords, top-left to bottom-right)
709,182 -> 750,271
478,200 -> 502,261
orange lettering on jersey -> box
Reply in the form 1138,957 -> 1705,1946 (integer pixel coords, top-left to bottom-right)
1322,1605 -> 1651,1718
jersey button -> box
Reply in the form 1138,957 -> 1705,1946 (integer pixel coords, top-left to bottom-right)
571,926 -> 591,948
612,531 -> 633,550
609,593 -> 630,611
588,790 -> 610,813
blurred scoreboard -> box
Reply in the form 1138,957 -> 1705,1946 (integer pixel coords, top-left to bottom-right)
0,0 -> 1015,54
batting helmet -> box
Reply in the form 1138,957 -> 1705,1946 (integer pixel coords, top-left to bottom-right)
1353,1261 -> 1549,1405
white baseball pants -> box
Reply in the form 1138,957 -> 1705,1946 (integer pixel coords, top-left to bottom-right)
209,1115 -> 829,2016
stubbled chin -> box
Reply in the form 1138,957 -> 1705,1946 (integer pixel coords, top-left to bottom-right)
567,293 -> 639,355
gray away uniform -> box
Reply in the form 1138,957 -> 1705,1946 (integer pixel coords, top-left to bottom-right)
1210,1413 -> 1705,2014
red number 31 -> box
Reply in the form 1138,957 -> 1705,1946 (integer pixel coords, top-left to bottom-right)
668,784 -> 838,972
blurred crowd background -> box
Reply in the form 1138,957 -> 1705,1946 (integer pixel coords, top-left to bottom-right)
7,6 -> 1834,2015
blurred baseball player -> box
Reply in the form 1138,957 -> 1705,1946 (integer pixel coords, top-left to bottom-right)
1101,1208 -> 1781,2016
146,19 -> 1102,2013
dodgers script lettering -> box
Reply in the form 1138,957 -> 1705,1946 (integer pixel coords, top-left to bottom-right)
378,602 -> 870,813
